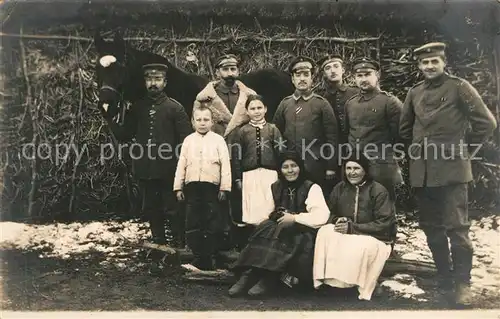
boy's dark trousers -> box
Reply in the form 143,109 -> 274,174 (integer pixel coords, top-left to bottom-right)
140,178 -> 176,245
184,182 -> 227,270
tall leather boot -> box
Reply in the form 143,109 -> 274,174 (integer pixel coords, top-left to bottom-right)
423,227 -> 453,291
449,231 -> 474,307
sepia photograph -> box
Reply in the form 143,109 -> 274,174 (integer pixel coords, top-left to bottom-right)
0,0 -> 499,316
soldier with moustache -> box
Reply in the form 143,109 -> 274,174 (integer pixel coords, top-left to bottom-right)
105,63 -> 193,247
272,56 -> 339,197
400,42 -> 497,306
344,57 -> 404,206
315,54 -> 359,189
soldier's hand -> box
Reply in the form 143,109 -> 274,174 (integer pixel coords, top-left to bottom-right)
176,191 -> 185,202
218,191 -> 227,202
325,170 -> 336,180
235,180 -> 242,190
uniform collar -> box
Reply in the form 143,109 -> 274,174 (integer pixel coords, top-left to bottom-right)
322,80 -> 348,93
424,72 -> 448,88
146,91 -> 168,104
216,81 -> 239,94
292,89 -> 314,101
359,87 -> 380,101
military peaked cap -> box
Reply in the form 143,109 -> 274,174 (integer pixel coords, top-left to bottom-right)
288,56 -> 316,74
352,57 -> 380,72
413,42 -> 446,60
215,54 -> 239,68
142,63 -> 168,76
317,54 -> 344,70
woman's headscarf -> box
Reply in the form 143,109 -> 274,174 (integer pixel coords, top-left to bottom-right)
277,151 -> 308,188
341,152 -> 372,184
272,151 -> 311,213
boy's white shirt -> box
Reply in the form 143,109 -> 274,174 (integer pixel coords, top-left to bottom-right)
173,131 -> 232,192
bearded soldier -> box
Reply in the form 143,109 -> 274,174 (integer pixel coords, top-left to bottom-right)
106,63 -> 193,247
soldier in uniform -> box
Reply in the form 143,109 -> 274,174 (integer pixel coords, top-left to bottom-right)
214,54 -> 241,114
194,54 -> 257,140
344,57 -> 404,204
272,56 -> 339,196
106,63 -> 193,246
315,54 -> 359,144
315,54 -> 359,190
400,42 -> 497,306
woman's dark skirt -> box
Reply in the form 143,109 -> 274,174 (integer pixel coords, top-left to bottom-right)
230,219 -> 317,282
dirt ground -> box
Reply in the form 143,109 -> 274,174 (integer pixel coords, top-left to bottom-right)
2,216 -> 499,311
1,247 -> 499,312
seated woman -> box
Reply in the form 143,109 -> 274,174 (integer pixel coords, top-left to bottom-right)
228,152 -> 330,297
313,153 -> 397,301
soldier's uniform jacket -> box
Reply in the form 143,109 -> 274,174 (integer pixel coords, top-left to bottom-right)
272,92 -> 338,183
110,92 -> 193,180
315,81 -> 358,144
400,73 -> 497,187
345,88 -> 403,156
345,88 -> 404,187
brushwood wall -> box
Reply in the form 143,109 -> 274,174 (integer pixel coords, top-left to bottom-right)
1,1 -> 499,222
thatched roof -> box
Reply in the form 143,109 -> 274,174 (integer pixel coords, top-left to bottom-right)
2,1 -> 499,36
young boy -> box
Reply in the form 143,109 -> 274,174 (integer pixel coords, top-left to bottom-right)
173,105 -> 232,270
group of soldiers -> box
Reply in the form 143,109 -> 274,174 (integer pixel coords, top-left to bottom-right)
105,41 -> 497,306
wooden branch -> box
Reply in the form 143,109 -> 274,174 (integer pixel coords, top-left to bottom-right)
142,242 -> 177,255
174,249 -> 437,280
172,26 -> 178,66
19,25 -> 39,219
381,58 -> 413,65
179,254 -> 437,284
482,162 -> 500,169
0,32 -> 380,44
493,33 -> 500,145
68,41 -> 84,216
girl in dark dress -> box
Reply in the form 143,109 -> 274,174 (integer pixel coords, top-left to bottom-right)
228,152 -> 330,297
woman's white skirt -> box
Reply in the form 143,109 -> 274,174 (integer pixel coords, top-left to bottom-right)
241,168 -> 278,225
313,224 -> 392,300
